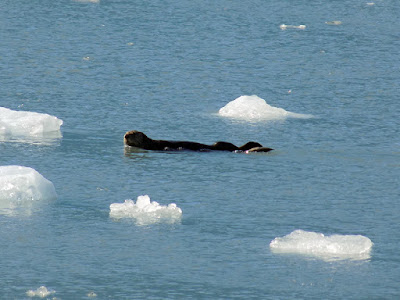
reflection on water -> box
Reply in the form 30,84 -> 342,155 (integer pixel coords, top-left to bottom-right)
123,146 -> 149,160
0,133 -> 62,146
0,198 -> 46,217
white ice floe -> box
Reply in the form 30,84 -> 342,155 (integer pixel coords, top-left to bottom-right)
110,195 -> 182,225
280,24 -> 306,30
0,107 -> 63,142
270,229 -> 373,261
218,95 -> 313,121
0,166 -> 57,215
26,286 -> 55,298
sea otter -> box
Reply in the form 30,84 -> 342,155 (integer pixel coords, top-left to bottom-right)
124,130 -> 273,153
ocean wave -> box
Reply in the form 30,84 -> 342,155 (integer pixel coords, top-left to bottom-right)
73,0 -> 100,3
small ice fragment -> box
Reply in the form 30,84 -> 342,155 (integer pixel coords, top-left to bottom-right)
280,24 -> 306,30
110,195 -> 182,225
26,286 -> 55,298
87,291 -> 97,297
270,229 -> 373,261
325,21 -> 342,25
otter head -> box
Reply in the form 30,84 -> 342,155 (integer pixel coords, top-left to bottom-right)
124,130 -> 152,148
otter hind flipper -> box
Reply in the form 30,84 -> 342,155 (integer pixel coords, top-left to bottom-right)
246,146 -> 274,153
239,141 -> 263,151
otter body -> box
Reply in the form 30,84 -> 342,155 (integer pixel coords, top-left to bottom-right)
124,130 -> 273,153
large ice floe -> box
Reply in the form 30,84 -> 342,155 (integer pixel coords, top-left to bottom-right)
110,195 -> 182,225
0,166 -> 57,216
270,229 -> 373,261
218,95 -> 313,121
26,286 -> 56,298
0,107 -> 63,143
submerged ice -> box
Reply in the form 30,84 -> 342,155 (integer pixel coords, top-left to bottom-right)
0,166 -> 57,215
110,195 -> 182,225
270,230 -> 373,261
218,95 -> 312,121
0,107 -> 63,140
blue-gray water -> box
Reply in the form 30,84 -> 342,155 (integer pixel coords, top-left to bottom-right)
1,0 -> 399,299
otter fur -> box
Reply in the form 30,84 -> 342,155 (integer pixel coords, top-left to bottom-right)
124,130 -> 273,153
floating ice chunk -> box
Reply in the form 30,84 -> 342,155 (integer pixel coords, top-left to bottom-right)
280,24 -> 306,30
87,291 -> 97,297
0,166 -> 57,215
110,195 -> 182,225
0,107 -> 63,142
26,286 -> 55,298
325,20 -> 342,25
0,166 -> 57,202
218,95 -> 313,121
270,229 -> 373,261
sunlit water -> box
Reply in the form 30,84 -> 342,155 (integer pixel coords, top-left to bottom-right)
1,0 -> 399,299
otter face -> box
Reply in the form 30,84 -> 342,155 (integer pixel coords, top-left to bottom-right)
124,130 -> 147,147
